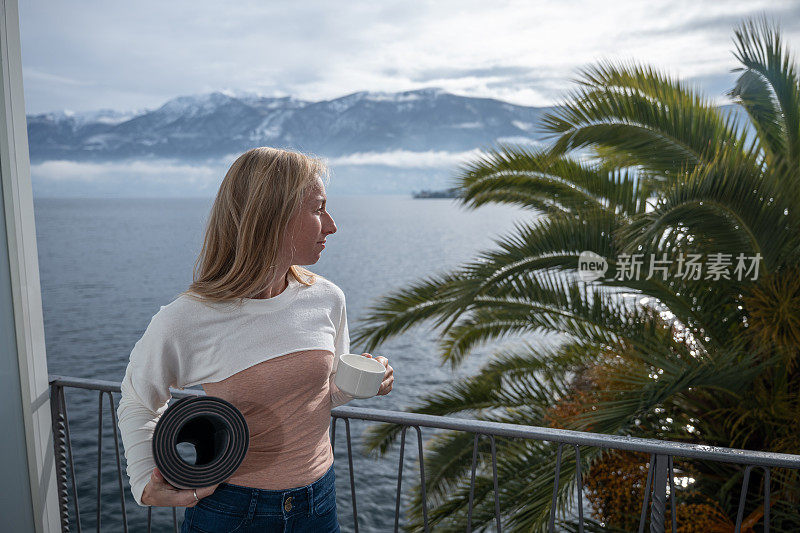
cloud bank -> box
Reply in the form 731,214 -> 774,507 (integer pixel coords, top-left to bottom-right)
20,0 -> 800,114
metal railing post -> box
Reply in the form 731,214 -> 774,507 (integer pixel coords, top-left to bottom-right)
50,384 -> 70,533
467,432 -> 480,532
344,418 -> 359,533
548,443 -> 564,532
650,454 -> 669,533
394,426 -> 407,532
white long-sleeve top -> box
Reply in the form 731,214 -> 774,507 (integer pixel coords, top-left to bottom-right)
116,274 -> 356,506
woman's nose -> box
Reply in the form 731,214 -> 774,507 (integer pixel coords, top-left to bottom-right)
324,213 -> 336,235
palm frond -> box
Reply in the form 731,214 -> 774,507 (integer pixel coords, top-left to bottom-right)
350,212 -> 618,359
731,16 -> 800,181
452,144 -> 649,216
541,60 -> 749,175
571,347 -> 781,435
618,148 -> 799,270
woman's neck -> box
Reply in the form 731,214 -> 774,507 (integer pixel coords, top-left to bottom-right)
252,270 -> 290,299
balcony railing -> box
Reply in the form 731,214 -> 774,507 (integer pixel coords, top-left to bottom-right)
49,375 -> 800,532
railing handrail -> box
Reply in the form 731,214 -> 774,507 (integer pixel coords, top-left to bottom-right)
49,374 -> 800,469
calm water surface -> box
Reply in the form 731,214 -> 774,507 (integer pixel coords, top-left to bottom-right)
36,194 -> 546,532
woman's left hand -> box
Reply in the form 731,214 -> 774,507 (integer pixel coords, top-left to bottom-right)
362,353 -> 393,395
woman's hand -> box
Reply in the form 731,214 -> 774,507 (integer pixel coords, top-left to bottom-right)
362,353 -> 393,395
141,467 -> 219,507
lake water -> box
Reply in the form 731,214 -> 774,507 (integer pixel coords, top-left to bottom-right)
35,194 -> 553,532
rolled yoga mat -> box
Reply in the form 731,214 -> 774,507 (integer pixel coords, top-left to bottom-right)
152,395 -> 249,489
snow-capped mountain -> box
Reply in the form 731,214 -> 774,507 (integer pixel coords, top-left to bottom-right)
25,89 -> 752,197
27,88 -> 551,162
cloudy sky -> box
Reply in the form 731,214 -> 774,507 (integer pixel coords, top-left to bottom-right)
19,0 -> 800,115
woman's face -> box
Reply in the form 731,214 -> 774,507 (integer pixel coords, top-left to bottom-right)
286,175 -> 337,265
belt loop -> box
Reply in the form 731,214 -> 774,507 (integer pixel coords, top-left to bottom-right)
246,490 -> 258,521
308,484 -> 314,518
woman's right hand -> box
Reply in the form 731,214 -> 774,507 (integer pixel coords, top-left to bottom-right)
141,467 -> 220,507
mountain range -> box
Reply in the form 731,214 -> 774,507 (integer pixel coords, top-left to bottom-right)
27,88 -> 550,163
26,88 -> 748,197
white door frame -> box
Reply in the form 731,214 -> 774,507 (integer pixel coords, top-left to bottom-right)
1,0 -> 61,531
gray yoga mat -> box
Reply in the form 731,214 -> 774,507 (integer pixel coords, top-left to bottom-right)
152,395 -> 249,489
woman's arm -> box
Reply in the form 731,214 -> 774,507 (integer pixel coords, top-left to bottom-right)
117,373 -> 171,505
116,310 -> 180,506
330,295 -> 356,408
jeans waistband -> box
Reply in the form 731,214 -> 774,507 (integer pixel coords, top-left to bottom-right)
201,463 -> 335,518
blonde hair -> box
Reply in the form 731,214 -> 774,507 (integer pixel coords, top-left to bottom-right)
180,147 -> 330,307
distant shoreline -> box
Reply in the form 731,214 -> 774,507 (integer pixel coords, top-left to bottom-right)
412,187 -> 459,199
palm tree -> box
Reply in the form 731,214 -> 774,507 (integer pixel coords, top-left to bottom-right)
350,17 -> 800,531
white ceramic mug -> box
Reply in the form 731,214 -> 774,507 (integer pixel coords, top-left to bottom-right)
334,353 -> 385,399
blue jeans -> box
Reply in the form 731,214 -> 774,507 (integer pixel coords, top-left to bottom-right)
180,463 -> 340,532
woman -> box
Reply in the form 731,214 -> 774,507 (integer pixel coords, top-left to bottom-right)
116,147 -> 394,532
